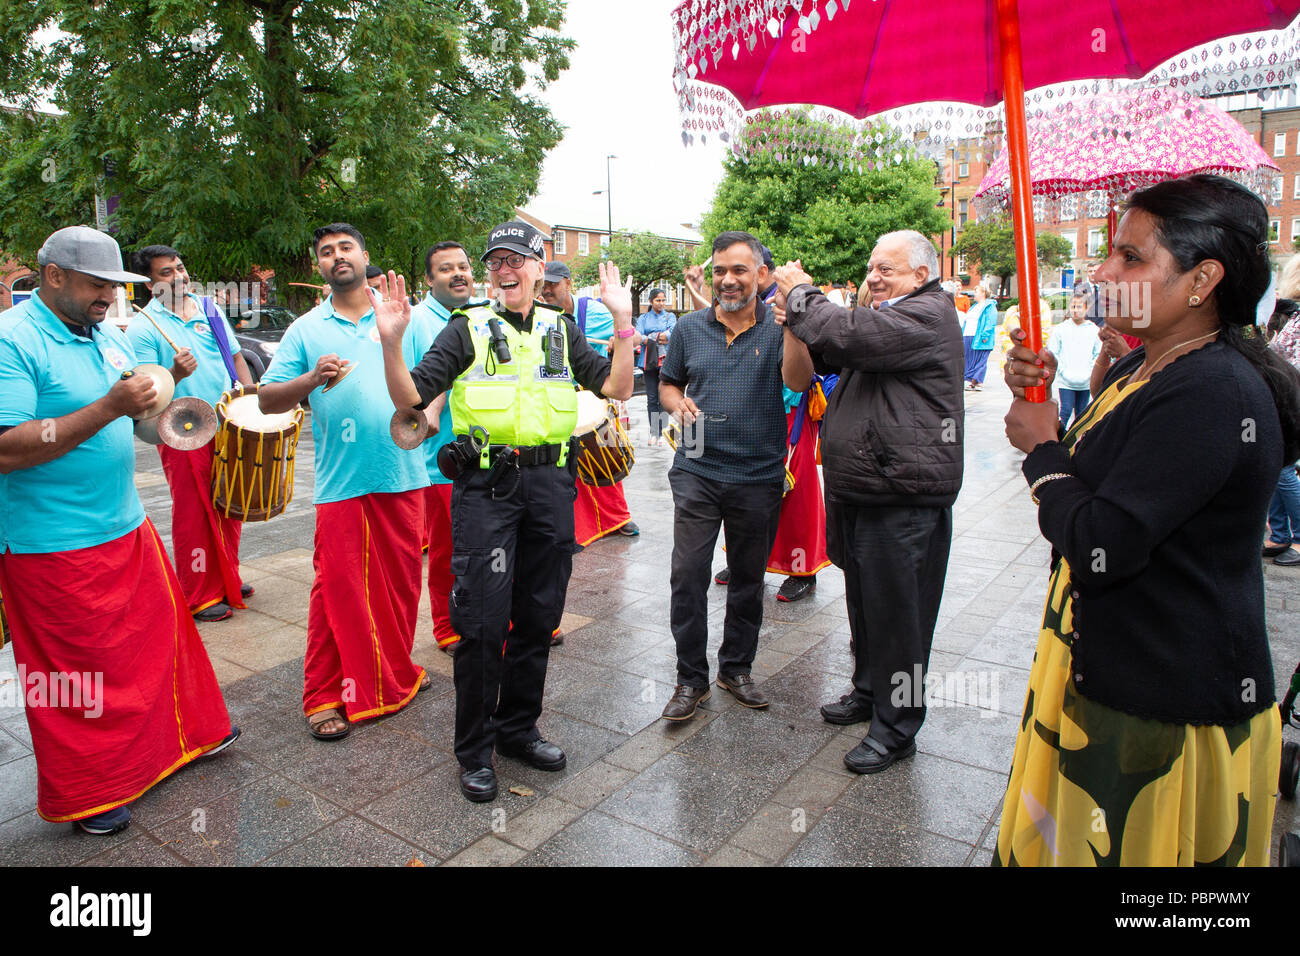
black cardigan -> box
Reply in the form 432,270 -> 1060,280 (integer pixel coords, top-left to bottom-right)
1022,342 -> 1281,724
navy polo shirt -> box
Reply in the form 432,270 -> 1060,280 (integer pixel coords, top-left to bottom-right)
659,303 -> 787,484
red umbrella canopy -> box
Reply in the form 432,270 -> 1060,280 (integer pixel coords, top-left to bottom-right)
673,0 -> 1300,119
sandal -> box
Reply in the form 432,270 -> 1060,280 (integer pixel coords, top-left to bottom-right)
418,671 -> 432,693
307,708 -> 351,741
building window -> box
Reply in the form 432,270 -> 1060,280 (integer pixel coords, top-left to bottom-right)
1060,230 -> 1077,254
958,199 -> 968,228
1276,132 -> 1288,156
1087,228 -> 1104,257
552,230 -> 566,255
1060,195 -> 1078,220
1274,177 -> 1285,206
1294,175 -> 1300,200
600,234 -> 610,248
958,162 -> 969,179
1270,219 -> 1281,243
578,232 -> 589,256
1291,218 -> 1300,246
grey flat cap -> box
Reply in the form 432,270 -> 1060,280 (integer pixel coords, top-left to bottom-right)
37,226 -> 150,284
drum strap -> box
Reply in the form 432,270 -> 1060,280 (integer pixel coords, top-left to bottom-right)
201,297 -> 239,386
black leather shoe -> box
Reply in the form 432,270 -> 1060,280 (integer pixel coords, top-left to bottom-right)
1263,541 -> 1291,558
716,673 -> 768,708
497,738 -> 567,771
820,693 -> 872,725
194,602 -> 233,622
662,684 -> 710,721
777,575 -> 816,602
843,739 -> 916,774
1276,548 -> 1300,566
459,766 -> 498,802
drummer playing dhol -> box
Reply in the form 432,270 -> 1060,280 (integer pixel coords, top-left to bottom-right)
127,246 -> 255,623
375,219 -> 635,803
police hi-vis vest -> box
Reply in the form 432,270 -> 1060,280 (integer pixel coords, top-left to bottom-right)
450,302 -> 578,455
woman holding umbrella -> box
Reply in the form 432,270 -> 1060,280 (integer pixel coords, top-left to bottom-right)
999,174 -> 1300,866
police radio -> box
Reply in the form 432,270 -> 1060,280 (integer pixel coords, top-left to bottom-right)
545,327 -> 565,376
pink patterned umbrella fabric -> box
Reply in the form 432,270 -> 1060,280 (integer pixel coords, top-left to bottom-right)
973,86 -> 1281,215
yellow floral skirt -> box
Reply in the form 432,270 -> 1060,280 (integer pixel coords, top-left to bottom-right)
994,561 -> 1280,866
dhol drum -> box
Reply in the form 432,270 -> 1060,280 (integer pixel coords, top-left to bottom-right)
212,384 -> 304,521
572,389 -> 635,486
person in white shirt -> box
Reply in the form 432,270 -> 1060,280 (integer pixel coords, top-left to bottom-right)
1047,293 -> 1102,427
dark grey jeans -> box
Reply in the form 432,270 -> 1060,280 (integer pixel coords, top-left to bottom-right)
668,466 -> 783,688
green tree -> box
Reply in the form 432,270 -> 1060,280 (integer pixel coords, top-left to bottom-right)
951,215 -> 1070,295
1036,232 -> 1073,276
567,233 -> 690,309
0,0 -> 572,306
697,111 -> 948,283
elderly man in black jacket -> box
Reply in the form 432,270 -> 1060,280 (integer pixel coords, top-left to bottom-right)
774,230 -> 964,773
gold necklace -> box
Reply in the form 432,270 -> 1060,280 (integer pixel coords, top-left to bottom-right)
1131,329 -> 1219,383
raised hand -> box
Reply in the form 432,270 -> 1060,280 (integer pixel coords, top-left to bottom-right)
371,270 -> 411,344
599,260 -> 634,324
773,260 -> 813,297
683,263 -> 704,291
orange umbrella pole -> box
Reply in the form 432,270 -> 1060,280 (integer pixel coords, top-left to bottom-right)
996,0 -> 1045,403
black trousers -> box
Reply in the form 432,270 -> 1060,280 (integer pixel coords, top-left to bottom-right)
831,502 -> 952,751
668,466 -> 783,688
643,362 -> 663,432
448,462 -> 578,770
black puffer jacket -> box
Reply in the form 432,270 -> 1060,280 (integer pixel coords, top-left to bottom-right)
785,279 -> 965,508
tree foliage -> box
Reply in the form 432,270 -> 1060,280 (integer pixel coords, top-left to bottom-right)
0,0 -> 572,305
566,233 -> 691,308
696,114 -> 948,284
951,214 -> 1072,293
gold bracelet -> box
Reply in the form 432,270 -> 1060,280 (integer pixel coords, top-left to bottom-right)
1029,472 -> 1072,505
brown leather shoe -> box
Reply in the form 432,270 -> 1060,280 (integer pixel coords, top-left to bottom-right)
661,684 -> 710,721
716,673 -> 769,709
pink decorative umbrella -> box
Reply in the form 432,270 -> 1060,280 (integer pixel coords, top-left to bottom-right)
973,86 -> 1281,220
672,0 -> 1300,401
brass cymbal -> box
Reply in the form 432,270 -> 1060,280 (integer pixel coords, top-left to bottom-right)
321,362 -> 356,392
133,414 -> 164,445
389,408 -> 431,449
157,397 -> 219,451
124,363 -> 175,419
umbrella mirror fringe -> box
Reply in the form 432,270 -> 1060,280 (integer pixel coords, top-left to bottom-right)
672,1 -> 1300,171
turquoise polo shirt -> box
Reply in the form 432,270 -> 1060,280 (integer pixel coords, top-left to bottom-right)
0,291 -> 145,554
126,293 -> 239,406
260,295 -> 429,504
409,294 -> 464,486
577,297 -> 615,357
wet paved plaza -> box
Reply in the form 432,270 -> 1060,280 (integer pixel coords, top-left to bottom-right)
3,371 -> 1299,866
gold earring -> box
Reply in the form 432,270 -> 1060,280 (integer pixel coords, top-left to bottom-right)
1189,294 -> 1202,307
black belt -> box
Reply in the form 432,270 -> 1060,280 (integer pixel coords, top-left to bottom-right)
481,442 -> 564,467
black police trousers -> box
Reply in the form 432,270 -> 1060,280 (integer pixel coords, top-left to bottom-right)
448,459 -> 579,770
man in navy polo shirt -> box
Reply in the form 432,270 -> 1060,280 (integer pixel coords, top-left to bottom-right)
658,231 -> 813,720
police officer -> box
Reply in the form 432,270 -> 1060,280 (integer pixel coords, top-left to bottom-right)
374,220 -> 635,802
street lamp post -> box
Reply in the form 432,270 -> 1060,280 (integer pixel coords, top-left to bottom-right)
592,154 -> 617,258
